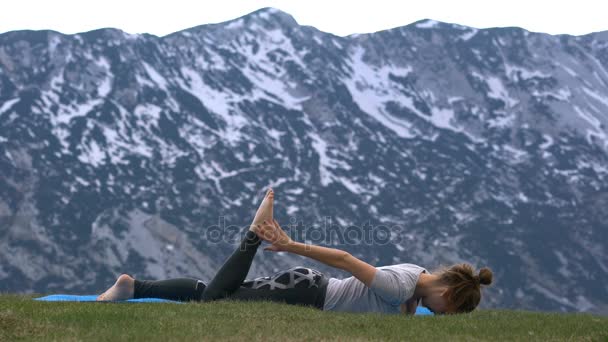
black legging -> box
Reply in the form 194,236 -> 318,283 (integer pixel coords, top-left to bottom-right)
133,230 -> 329,309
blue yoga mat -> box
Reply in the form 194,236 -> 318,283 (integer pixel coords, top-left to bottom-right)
415,306 -> 433,315
35,295 -> 180,303
34,295 -> 434,315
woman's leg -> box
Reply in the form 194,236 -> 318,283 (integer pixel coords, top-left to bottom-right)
200,230 -> 261,300
98,229 -> 263,302
133,278 -> 206,301
98,189 -> 274,303
228,267 -> 329,309
201,189 -> 274,301
97,274 -> 206,301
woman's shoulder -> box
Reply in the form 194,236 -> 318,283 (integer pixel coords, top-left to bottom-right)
379,263 -> 429,274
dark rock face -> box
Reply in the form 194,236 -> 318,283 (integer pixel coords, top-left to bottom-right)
1,8 -> 607,313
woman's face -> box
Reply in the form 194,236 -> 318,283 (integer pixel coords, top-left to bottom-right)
422,290 -> 455,315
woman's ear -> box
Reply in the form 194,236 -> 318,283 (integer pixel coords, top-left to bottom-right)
440,287 -> 451,299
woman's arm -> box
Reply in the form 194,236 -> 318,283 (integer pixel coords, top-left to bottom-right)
283,240 -> 377,286
257,220 -> 377,286
403,297 -> 419,315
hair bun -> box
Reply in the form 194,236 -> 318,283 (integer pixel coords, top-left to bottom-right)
478,267 -> 493,286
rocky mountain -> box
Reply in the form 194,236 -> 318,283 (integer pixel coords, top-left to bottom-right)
1,7 -> 607,313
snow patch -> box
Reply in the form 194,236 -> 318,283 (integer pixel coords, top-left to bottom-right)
238,29 -> 310,111
338,176 -> 365,194
459,29 -> 478,41
561,64 -> 578,77
583,87 -> 608,107
48,35 -> 62,54
257,8 -> 279,20
448,96 -> 464,104
503,145 -> 528,162
517,192 -> 529,202
75,177 -> 90,186
575,295 -> 595,312
179,67 -> 231,118
142,62 -> 168,90
343,46 -> 415,138
485,75 -> 519,107
529,283 -> 574,308
267,128 -> 285,141
487,114 -> 515,128
554,250 -> 572,278
134,104 -> 162,130
78,139 -> 106,167
578,160 -> 608,175
286,188 -> 304,195
574,105 -> 601,128
309,132 -> 334,186
505,64 -> 551,80
55,99 -> 103,125
540,134 -> 554,149
0,98 -> 19,116
177,67 -> 250,145
593,71 -> 608,88
416,19 -> 439,29
307,132 -> 352,187
195,161 -> 258,193
286,205 -> 298,215
429,107 -> 457,130
225,19 -> 244,30
196,52 -> 228,71
96,57 -> 113,97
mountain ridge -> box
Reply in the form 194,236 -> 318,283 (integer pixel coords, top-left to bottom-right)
4,7 -> 608,40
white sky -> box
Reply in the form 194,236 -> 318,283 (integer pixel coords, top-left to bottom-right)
0,0 -> 606,37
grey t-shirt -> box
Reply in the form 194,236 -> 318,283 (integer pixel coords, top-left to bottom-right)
323,263 -> 428,314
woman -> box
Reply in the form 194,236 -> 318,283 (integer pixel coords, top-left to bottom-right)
98,189 -> 493,314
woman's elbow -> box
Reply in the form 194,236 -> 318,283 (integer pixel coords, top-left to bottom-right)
338,251 -> 354,270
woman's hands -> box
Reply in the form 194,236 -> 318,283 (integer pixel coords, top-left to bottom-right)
254,219 -> 293,252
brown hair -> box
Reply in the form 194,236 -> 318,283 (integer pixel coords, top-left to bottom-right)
435,263 -> 493,313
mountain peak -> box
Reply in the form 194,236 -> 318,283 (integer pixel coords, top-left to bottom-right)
411,18 -> 443,29
214,7 -> 298,33
243,7 -> 298,27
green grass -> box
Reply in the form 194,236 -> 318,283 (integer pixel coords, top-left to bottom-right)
1,295 -> 606,341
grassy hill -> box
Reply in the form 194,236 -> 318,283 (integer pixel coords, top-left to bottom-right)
1,295 -> 606,341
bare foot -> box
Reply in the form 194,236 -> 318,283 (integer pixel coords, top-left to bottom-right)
97,274 -> 135,301
249,188 -> 274,234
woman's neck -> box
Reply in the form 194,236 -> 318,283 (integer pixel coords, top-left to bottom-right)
413,272 -> 443,299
